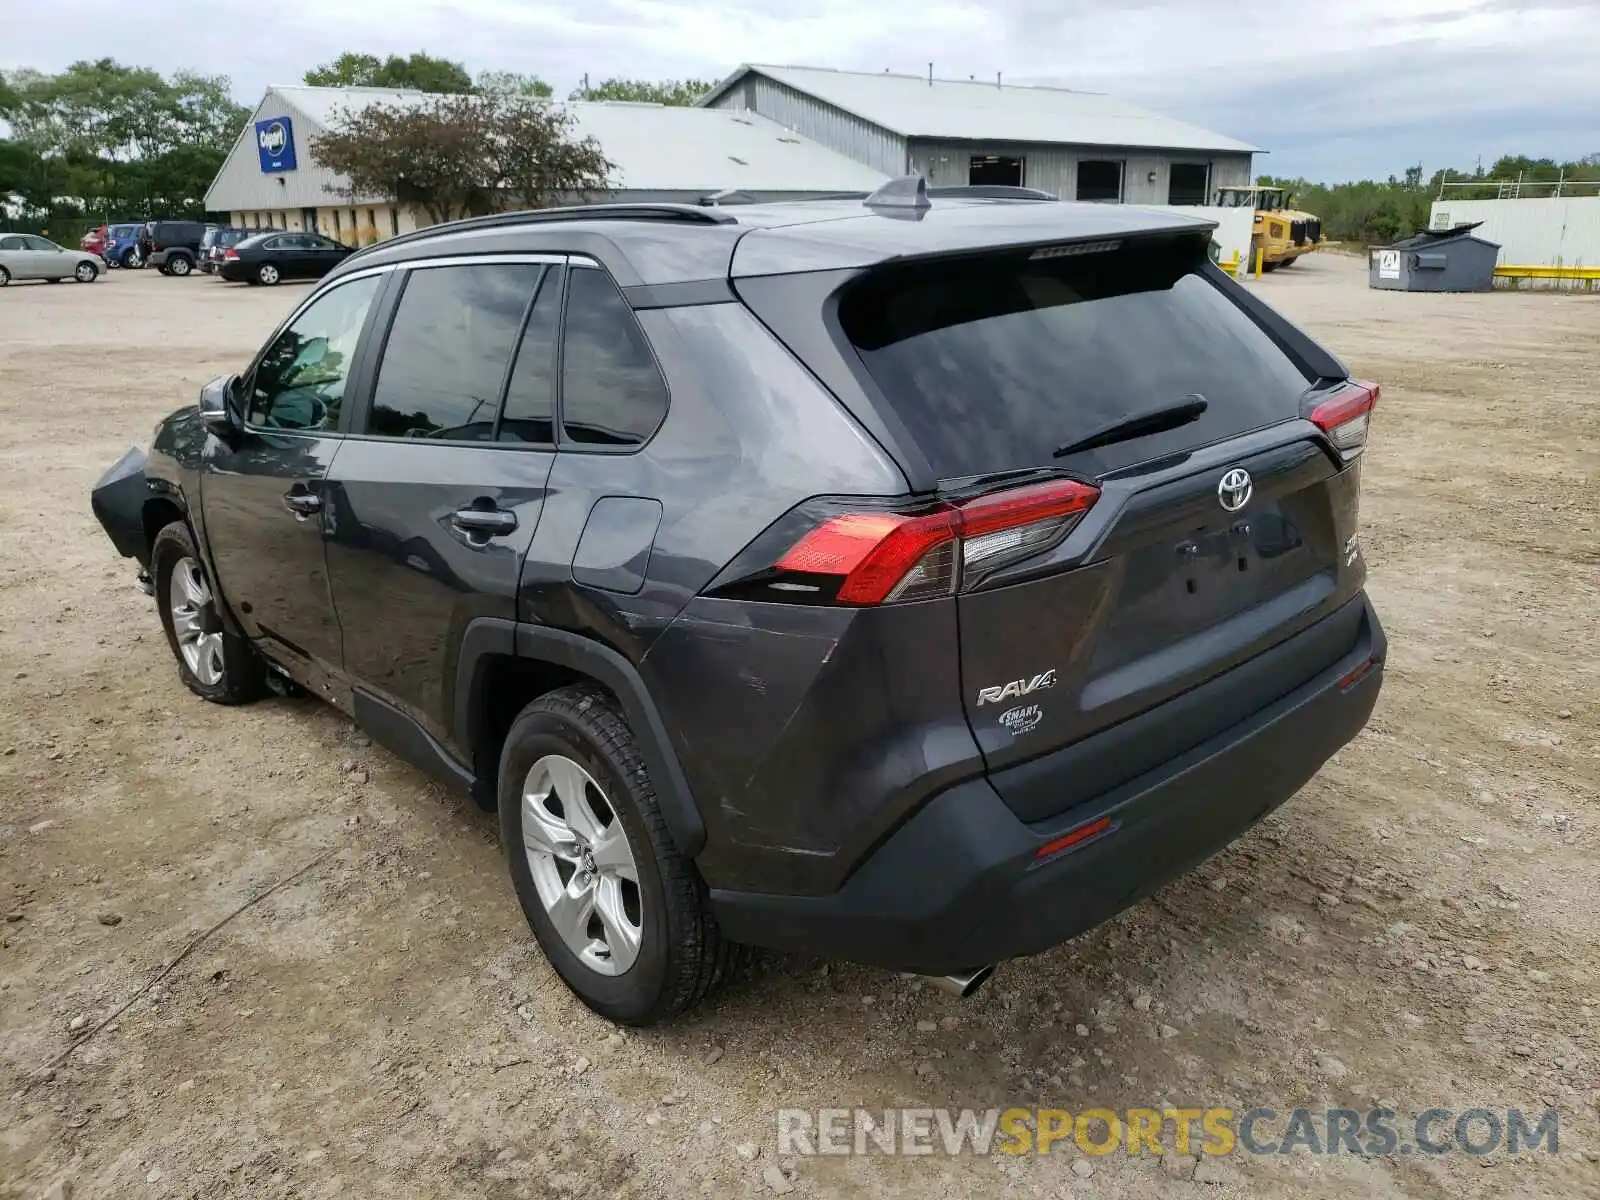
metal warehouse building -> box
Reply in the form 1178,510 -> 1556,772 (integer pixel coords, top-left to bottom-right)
698,64 -> 1257,206
205,85 -> 891,244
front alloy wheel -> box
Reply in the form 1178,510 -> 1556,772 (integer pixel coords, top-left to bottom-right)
150,521 -> 266,705
257,263 -> 280,285
169,557 -> 225,686
521,754 -> 644,975
74,261 -> 97,283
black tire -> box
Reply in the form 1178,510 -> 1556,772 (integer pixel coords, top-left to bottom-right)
167,254 -> 193,277
150,522 -> 266,705
256,262 -> 281,285
121,249 -> 140,269
498,684 -> 736,1025
0,266 -> 9,286
74,261 -> 98,283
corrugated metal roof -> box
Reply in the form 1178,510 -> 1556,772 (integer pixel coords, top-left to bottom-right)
700,65 -> 1259,154
260,86 -> 891,193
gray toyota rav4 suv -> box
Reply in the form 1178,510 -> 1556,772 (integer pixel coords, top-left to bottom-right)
92,179 -> 1385,1024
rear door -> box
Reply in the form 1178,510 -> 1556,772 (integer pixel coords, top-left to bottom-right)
834,235 -> 1369,803
324,255 -> 564,766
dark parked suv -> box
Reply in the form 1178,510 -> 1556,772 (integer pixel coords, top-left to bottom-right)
139,219 -> 211,276
91,180 -> 1385,1025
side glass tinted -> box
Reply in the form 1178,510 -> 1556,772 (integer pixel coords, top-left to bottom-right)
365,263 -> 542,441
560,266 -> 669,447
497,266 -> 561,445
246,275 -> 381,432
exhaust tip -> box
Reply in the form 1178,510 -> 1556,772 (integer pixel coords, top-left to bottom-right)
928,965 -> 995,999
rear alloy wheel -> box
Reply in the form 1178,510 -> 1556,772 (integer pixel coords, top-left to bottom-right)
122,249 -> 141,269
522,753 -> 646,976
167,255 -> 193,277
151,522 -> 265,705
500,685 -> 738,1025
0,266 -> 9,286
74,261 -> 98,283
257,263 -> 280,286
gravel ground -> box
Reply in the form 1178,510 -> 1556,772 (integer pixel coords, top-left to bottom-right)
1,255 -> 1597,1200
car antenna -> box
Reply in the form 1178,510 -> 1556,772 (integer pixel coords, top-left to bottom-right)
863,175 -> 932,212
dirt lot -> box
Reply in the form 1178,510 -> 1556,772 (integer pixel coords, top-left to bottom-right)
1,255 -> 1596,1200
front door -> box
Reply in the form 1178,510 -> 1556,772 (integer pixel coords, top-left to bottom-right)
325,257 -> 562,765
201,273 -> 386,698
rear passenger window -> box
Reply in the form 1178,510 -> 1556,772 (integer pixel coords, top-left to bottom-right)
498,266 -> 562,445
367,264 -> 543,441
560,266 -> 668,447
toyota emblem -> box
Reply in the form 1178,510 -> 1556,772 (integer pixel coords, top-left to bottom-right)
1217,468 -> 1253,512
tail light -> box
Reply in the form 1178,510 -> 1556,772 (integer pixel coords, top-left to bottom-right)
1309,380 -> 1379,462
224,247 -> 239,260
709,478 -> 1100,606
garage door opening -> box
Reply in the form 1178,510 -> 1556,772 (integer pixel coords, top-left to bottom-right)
1076,160 -> 1124,202
969,155 -> 1025,188
1168,163 -> 1211,206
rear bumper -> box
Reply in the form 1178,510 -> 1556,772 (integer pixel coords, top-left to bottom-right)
710,593 -> 1385,975
91,445 -> 152,563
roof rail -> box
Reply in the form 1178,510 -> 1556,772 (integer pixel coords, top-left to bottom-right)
864,175 -> 931,211
343,202 -> 736,262
698,188 -> 760,206
927,184 -> 1059,201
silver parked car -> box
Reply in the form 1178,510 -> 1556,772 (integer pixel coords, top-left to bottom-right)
0,234 -> 103,285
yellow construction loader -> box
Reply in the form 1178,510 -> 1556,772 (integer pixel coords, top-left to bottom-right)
1214,185 -> 1323,270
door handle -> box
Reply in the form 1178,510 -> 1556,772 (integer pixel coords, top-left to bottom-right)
282,490 -> 322,519
451,507 -> 518,537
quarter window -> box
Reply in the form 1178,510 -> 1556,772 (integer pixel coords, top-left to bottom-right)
560,266 -> 668,446
246,275 -> 381,432
365,263 -> 544,441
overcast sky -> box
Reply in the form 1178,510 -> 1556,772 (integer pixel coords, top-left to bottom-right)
4,0 -> 1597,180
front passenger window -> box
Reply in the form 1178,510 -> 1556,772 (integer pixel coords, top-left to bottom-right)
246,275 -> 380,432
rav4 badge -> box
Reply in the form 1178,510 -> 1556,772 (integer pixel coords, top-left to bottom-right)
977,669 -> 1057,707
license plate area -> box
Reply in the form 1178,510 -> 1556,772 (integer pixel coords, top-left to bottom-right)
1095,503 -> 1316,670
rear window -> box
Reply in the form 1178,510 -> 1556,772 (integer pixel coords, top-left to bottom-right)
838,238 -> 1312,478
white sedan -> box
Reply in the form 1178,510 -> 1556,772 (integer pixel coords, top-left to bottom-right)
0,234 -> 103,285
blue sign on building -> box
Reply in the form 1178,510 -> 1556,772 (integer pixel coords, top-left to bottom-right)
255,116 -> 298,173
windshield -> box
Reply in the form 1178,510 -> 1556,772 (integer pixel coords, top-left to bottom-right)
838,237 -> 1312,478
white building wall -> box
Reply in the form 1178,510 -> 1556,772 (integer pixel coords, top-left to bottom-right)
905,141 -> 1252,204
205,91 -> 390,215
1428,196 -> 1600,267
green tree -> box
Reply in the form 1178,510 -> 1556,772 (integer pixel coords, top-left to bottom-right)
477,70 -> 554,98
303,51 -> 473,94
0,61 -> 248,224
568,77 -> 714,106
311,93 -> 611,225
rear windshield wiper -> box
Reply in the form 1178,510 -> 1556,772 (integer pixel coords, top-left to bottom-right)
1052,395 -> 1208,458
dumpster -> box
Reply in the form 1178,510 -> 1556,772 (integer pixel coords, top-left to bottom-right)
1370,223 -> 1500,292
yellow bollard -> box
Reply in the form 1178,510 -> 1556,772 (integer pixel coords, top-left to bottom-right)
1254,249 -> 1264,280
